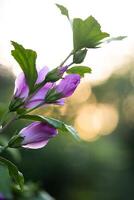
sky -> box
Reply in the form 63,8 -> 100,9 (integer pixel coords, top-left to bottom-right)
0,0 -> 133,83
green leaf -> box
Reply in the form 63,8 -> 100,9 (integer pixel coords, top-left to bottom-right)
11,41 -> 37,92
73,16 -> 109,51
105,36 -> 127,43
0,156 -> 24,190
67,66 -> 92,77
0,165 -> 12,199
56,4 -> 69,20
73,49 -> 87,64
20,114 -> 80,140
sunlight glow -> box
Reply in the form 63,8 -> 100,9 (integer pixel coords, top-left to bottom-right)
75,104 -> 119,141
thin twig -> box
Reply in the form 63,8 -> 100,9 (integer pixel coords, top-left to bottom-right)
0,114 -> 18,134
58,51 -> 73,68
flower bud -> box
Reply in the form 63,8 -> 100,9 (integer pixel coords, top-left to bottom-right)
45,74 -> 80,103
56,74 -> 80,97
18,122 -> 57,149
10,66 -> 49,111
14,73 -> 29,99
45,66 -> 68,82
9,73 -> 29,111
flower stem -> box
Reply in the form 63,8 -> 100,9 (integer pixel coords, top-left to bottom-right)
0,110 -> 9,127
0,114 -> 18,134
67,62 -> 74,68
58,50 -> 74,67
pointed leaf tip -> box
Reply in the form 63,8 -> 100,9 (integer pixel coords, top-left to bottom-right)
56,3 -> 69,20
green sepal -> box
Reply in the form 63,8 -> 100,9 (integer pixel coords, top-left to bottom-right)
9,97 -> 24,112
45,88 -> 62,103
73,49 -> 87,64
45,67 -> 63,82
8,135 -> 24,148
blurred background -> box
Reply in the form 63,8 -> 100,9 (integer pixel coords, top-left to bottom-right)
0,0 -> 134,200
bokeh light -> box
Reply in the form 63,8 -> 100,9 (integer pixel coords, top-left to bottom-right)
75,103 -> 119,141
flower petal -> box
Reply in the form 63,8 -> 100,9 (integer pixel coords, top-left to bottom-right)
56,74 -> 80,97
14,73 -> 29,99
36,66 -> 49,84
19,122 -> 57,149
25,83 -> 54,108
22,140 -> 49,149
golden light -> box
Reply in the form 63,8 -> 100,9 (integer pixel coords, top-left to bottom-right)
69,81 -> 92,104
75,103 -> 119,141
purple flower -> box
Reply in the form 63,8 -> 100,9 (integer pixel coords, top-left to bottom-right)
0,194 -> 6,200
25,66 -> 53,108
56,74 -> 80,97
14,66 -> 49,99
14,73 -> 29,99
19,122 -> 57,149
24,67 -> 74,109
12,66 -> 51,109
36,66 -> 49,84
45,74 -> 80,103
12,66 -> 81,111
25,82 -> 54,109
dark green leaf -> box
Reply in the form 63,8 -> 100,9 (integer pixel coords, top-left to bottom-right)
20,114 -> 63,128
56,4 -> 69,20
20,114 -> 80,140
105,36 -> 127,43
73,16 -> 109,51
11,41 -> 37,92
67,66 -> 92,77
0,165 -> 12,199
0,157 -> 24,190
73,49 -> 87,64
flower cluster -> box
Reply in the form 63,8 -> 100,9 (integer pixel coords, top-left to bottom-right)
9,66 -> 80,149
11,66 -> 80,110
